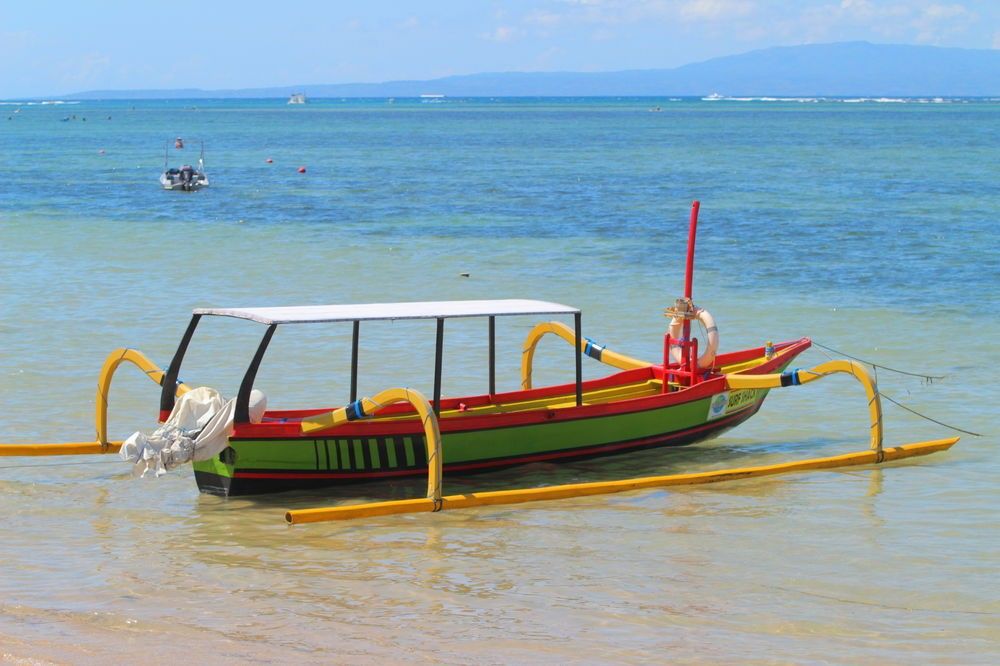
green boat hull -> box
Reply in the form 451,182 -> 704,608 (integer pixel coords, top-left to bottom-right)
193,387 -> 767,497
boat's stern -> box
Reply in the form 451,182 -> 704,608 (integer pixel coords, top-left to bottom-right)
192,450 -> 235,496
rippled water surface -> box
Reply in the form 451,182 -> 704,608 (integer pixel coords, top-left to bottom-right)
0,98 -> 997,664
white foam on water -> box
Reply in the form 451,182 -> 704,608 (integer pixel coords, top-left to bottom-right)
0,100 -> 80,106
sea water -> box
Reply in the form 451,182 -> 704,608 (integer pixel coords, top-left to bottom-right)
0,97 -> 997,663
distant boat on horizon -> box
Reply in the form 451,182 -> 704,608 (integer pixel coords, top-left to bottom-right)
288,92 -> 306,105
420,93 -> 445,103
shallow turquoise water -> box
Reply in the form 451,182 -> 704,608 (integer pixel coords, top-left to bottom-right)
0,97 -> 997,663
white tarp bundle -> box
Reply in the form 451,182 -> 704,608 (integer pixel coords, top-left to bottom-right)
119,387 -> 241,478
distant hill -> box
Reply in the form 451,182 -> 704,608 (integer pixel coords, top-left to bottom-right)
64,42 -> 1000,99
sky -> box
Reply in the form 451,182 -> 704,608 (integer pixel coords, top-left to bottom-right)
1,0 -> 998,98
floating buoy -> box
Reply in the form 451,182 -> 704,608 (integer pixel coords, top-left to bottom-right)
297,166 -> 306,173
265,158 -> 273,163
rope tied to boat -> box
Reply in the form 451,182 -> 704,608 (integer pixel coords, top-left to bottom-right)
813,341 -> 945,383
877,393 -> 982,437
808,345 -> 980,437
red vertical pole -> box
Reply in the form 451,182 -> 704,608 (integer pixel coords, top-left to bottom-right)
684,200 -> 700,300
682,201 -> 700,368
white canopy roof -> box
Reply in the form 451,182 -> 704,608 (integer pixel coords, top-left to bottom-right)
193,299 -> 580,325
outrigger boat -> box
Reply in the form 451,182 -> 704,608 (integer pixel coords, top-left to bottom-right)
183,300 -> 808,497
0,202 -> 958,523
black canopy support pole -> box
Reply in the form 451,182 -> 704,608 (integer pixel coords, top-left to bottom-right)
433,318 -> 444,416
160,314 -> 202,414
574,312 -> 583,407
350,320 -> 360,403
236,324 -> 277,423
488,316 -> 496,398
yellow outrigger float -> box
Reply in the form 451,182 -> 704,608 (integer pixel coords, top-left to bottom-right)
0,202 -> 958,524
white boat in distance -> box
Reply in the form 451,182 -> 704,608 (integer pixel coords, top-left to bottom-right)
288,92 -> 306,104
160,141 -> 208,191
420,93 -> 445,103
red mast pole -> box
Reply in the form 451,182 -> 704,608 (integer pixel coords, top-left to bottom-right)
684,200 -> 700,300
663,200 -> 702,389
682,201 -> 700,368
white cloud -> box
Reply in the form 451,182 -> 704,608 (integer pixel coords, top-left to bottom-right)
57,52 -> 112,87
397,16 -> 420,30
923,2 -> 971,20
524,0 -> 762,28
794,1 -> 981,45
525,10 -> 564,27
912,3 -> 975,43
482,25 -> 518,42
533,46 -> 564,69
680,0 -> 755,21
511,0 -> 985,51
836,0 -> 909,21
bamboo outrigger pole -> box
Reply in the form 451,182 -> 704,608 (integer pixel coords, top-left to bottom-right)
285,438 -> 957,524
286,356 -> 957,525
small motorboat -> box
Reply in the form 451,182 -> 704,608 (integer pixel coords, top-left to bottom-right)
288,92 -> 306,104
160,141 -> 208,191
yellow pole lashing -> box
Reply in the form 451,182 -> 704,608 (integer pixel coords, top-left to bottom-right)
726,359 -> 883,457
0,347 -> 188,457
285,437 -> 958,524
301,387 -> 443,505
521,321 -> 651,390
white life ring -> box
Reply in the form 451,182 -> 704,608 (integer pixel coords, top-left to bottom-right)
668,308 -> 719,369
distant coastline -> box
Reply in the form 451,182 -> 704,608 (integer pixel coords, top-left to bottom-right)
48,42 -> 1000,101
7,96 -> 998,105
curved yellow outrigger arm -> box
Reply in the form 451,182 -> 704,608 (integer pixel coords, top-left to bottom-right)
95,348 -> 190,448
520,321 -> 651,390
299,387 -> 443,508
0,347 -> 188,456
726,359 -> 884,459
